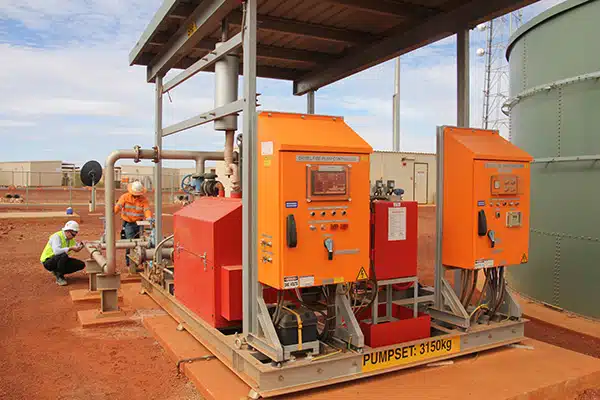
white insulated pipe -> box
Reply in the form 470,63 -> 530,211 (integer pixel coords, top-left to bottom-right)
104,148 -> 224,274
214,23 -> 240,192
214,39 -> 239,132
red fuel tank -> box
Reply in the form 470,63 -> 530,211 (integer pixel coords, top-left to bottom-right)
173,197 -> 242,329
370,200 -> 418,280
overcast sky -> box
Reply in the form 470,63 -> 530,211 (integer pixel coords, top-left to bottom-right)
0,0 -> 564,167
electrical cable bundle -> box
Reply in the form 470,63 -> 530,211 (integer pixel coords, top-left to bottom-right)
470,266 -> 506,323
459,270 -> 479,308
350,262 -> 378,320
293,286 -> 336,342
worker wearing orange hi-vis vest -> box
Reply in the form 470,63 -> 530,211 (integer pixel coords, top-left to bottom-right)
115,181 -> 152,267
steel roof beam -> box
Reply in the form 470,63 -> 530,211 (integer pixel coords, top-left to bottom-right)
129,0 -> 181,66
149,34 -> 335,65
172,56 -> 302,80
146,0 -> 240,82
167,3 -> 197,20
293,0 -> 539,95
163,32 -> 243,93
324,0 -> 439,18
228,10 -> 379,45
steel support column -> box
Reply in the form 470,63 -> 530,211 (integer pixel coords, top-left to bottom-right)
307,91 -> 315,114
434,126 -> 445,309
393,57 -> 401,151
242,0 -> 258,336
155,76 -> 164,249
454,29 -> 470,298
457,29 -> 470,127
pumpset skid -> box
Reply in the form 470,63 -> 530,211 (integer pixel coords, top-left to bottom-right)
121,120 -> 532,396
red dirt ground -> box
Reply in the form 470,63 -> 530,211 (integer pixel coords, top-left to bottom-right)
0,200 -> 598,399
0,204 -> 200,400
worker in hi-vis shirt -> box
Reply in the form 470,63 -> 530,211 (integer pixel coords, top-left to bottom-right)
40,220 -> 85,286
114,180 -> 153,267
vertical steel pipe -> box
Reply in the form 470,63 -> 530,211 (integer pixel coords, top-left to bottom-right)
155,76 -> 164,248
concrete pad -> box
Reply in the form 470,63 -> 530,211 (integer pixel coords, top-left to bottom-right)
292,339 -> 600,400
121,282 -> 158,310
69,289 -> 123,303
143,315 -> 249,400
512,291 -> 600,340
77,309 -> 132,328
143,311 -> 600,400
120,273 -> 142,283
0,211 -> 80,220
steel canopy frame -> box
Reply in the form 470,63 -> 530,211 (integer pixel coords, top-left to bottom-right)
292,0 -> 539,95
133,0 -> 532,395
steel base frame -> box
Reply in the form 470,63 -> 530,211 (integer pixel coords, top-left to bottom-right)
140,273 -> 526,398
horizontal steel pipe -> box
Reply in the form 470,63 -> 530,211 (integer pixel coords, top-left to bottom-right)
84,243 -> 107,271
105,148 -> 222,274
144,247 -> 174,261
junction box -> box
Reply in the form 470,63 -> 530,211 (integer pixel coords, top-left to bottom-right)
257,112 -> 373,289
441,127 -> 533,269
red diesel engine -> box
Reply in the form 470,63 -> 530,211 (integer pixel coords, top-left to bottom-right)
370,200 -> 418,280
173,197 -> 243,329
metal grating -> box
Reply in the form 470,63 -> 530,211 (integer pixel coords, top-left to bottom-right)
130,0 -> 541,93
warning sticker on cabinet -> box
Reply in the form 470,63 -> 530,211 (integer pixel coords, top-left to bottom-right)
261,141 -> 273,155
283,276 -> 299,289
356,267 -> 368,281
388,207 -> 407,241
474,259 -> 494,269
299,275 -> 314,287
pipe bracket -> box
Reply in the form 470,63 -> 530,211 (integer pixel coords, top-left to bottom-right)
133,145 -> 142,163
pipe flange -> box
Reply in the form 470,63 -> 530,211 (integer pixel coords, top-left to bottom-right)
133,145 -> 142,163
152,146 -> 160,163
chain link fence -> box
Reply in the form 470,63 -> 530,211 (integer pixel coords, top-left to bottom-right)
0,170 -> 186,208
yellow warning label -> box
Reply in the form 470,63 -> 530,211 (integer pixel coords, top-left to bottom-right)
356,266 -> 368,281
521,253 -> 528,263
362,337 -> 460,372
186,22 -> 197,37
333,277 -> 344,284
361,155 -> 369,162
263,156 -> 272,167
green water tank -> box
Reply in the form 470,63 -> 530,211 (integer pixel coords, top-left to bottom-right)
506,0 -> 600,319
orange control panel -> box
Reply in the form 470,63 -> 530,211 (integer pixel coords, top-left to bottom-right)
257,112 -> 372,289
441,126 -> 533,270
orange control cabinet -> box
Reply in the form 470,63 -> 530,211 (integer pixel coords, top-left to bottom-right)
441,126 -> 533,270
257,112 -> 372,289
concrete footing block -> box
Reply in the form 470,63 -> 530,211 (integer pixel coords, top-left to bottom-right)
77,309 -> 131,328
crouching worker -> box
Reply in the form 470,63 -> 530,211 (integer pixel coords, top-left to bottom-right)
114,181 -> 152,267
40,220 -> 85,286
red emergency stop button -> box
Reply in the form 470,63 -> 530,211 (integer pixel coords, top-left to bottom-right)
340,223 -> 348,230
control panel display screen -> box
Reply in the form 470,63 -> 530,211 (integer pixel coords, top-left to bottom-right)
311,169 -> 347,196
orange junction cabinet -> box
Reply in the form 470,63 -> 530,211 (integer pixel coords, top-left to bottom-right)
257,112 -> 373,290
441,126 -> 533,270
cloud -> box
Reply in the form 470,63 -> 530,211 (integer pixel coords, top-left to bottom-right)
0,119 -> 36,127
0,0 -> 565,164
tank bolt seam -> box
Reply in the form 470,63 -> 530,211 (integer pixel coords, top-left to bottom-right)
552,237 -> 561,306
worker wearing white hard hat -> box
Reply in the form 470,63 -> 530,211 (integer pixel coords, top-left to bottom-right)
114,180 -> 153,267
40,220 -> 85,286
